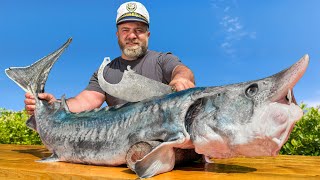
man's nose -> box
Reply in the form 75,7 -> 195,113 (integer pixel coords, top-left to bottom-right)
127,31 -> 137,39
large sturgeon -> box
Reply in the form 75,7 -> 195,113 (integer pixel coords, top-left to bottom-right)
5,38 -> 308,178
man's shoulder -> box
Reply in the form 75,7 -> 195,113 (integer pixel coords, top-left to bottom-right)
108,56 -> 121,66
147,50 -> 173,56
146,50 -> 178,61
110,56 -> 121,62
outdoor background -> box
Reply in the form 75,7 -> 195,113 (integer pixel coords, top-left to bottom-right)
1,0 -> 319,110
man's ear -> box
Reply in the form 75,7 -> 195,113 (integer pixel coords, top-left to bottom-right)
147,31 -> 150,37
116,31 -> 119,38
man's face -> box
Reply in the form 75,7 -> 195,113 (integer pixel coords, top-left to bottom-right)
117,21 -> 150,60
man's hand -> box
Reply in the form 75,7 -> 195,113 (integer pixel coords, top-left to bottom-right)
170,65 -> 195,91
169,77 -> 195,91
24,92 -> 57,115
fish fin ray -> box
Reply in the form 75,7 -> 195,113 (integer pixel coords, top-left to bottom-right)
126,142 -> 153,171
37,153 -> 60,163
26,115 -> 37,131
131,132 -> 187,178
133,142 -> 176,178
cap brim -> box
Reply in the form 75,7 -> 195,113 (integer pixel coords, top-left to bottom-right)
117,16 -> 149,25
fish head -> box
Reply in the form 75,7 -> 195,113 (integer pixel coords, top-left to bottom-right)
189,55 -> 309,159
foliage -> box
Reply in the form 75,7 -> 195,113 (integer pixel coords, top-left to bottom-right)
0,108 -> 42,145
280,104 -> 320,156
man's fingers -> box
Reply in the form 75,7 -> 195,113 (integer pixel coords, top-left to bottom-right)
24,98 -> 35,105
38,93 -> 56,102
186,81 -> 195,89
24,92 -> 56,115
25,92 -> 35,115
171,80 -> 195,92
26,93 -> 56,102
25,92 -> 35,99
38,93 -> 50,100
25,104 -> 35,112
174,83 -> 186,91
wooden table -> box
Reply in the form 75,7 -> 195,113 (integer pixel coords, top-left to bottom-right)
0,144 -> 319,179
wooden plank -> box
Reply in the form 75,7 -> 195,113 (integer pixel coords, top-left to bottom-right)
0,144 -> 319,179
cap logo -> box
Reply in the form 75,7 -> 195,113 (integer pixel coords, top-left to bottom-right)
126,3 -> 137,12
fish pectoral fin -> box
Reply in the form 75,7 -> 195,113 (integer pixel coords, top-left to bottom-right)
36,153 -> 60,163
132,142 -> 177,178
126,142 -> 153,171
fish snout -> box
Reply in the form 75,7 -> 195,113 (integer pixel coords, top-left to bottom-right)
271,55 -> 309,104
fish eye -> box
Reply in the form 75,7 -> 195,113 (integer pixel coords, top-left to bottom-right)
245,83 -> 258,97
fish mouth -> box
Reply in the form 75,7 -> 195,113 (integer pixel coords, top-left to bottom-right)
272,54 -> 309,105
268,55 -> 309,155
276,89 -> 296,105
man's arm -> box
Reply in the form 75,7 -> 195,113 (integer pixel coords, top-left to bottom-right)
66,90 -> 106,112
169,65 -> 195,91
24,90 -> 106,115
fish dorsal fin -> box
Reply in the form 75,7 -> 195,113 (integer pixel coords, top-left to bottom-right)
60,95 -> 70,113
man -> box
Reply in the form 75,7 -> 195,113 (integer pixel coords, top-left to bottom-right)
24,1 -> 195,114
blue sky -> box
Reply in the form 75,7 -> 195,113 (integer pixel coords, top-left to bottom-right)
1,0 -> 319,110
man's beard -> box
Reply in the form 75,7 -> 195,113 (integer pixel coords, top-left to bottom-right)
119,40 -> 148,59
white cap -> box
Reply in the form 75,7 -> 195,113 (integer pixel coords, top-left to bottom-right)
116,1 -> 150,25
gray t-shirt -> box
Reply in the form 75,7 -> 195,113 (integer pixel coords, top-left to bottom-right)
85,50 -> 183,106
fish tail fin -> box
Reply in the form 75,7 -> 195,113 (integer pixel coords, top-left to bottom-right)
5,38 -> 72,95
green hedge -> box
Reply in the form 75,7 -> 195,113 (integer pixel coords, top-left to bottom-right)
0,106 -> 319,156
280,104 -> 320,156
0,108 -> 42,145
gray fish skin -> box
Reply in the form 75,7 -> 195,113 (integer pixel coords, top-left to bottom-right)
37,92 -> 197,165
5,38 -> 308,178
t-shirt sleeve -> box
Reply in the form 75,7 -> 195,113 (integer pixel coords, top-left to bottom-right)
85,69 -> 106,95
158,52 -> 184,83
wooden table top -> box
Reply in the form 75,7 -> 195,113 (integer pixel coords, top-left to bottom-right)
0,144 -> 319,179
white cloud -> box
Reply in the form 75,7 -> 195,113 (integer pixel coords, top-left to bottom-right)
301,100 -> 320,108
221,42 -> 231,48
224,6 -> 230,12
210,0 -> 256,57
249,32 -> 257,39
315,90 -> 320,95
298,90 -> 320,108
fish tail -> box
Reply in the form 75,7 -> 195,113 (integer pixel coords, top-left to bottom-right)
5,38 -> 72,95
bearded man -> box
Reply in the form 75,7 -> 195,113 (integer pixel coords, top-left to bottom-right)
24,1 -> 195,114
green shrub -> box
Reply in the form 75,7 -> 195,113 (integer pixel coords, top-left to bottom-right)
0,108 -> 42,145
280,104 -> 320,156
